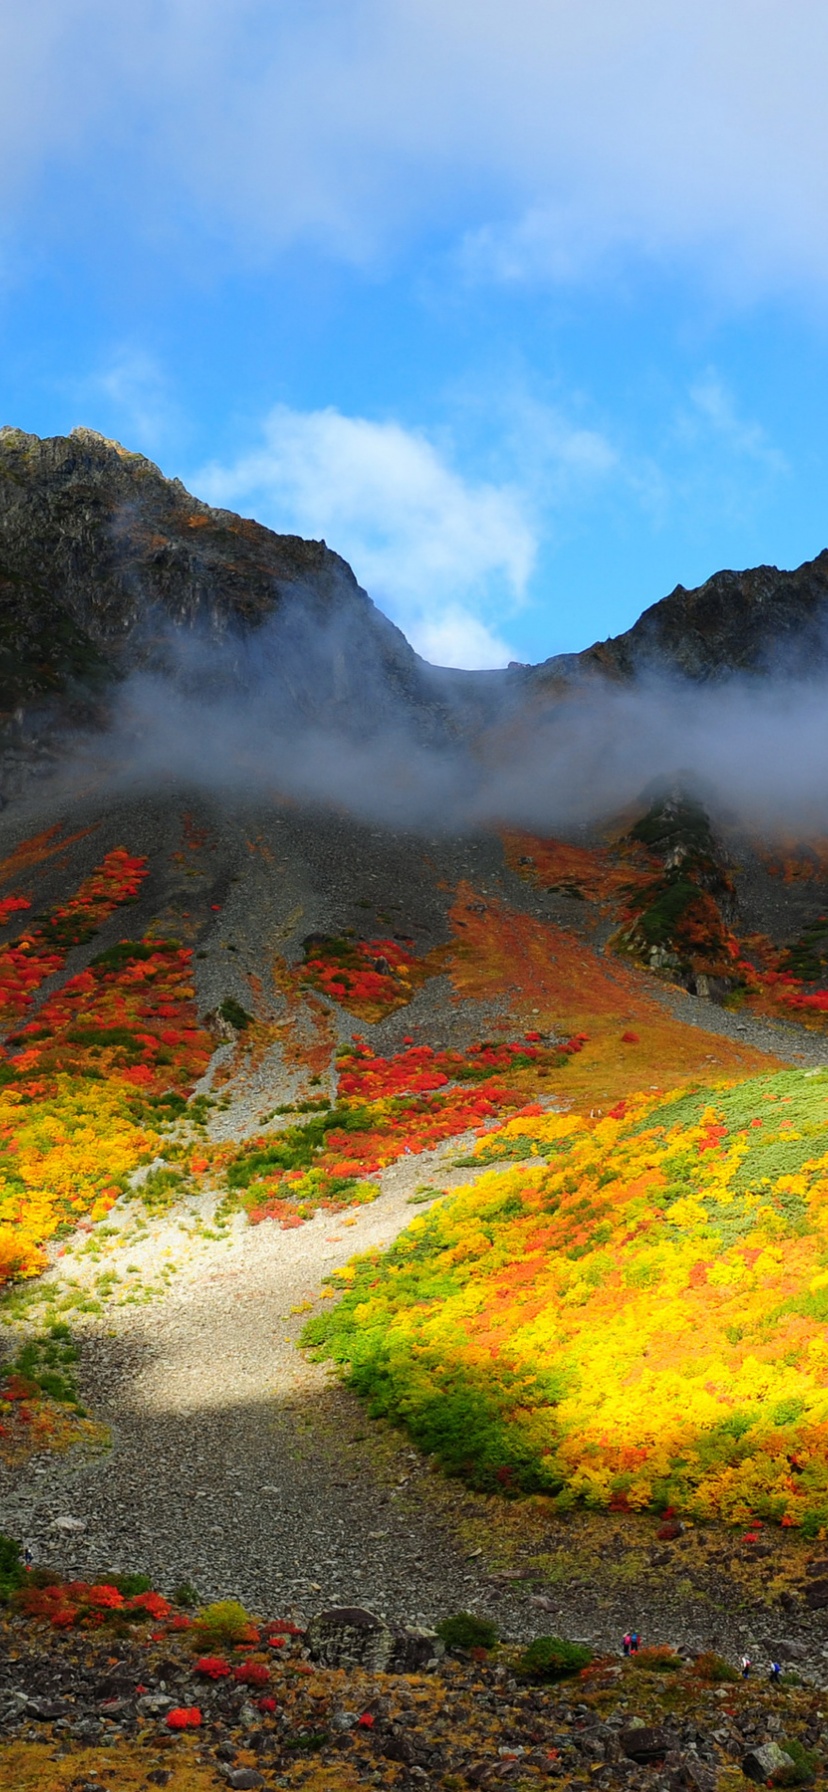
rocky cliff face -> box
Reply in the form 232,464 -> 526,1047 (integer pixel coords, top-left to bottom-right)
526,550 -> 828,691
3,423 -> 828,786
0,425 -> 457,741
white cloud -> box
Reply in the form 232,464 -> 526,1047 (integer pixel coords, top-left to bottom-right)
686,375 -> 789,474
3,2 -> 828,294
195,405 -> 536,667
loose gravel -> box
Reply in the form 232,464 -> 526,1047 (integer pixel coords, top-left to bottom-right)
0,1142 -> 553,1638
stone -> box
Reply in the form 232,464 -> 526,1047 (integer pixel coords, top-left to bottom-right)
307,1607 -> 395,1671
26,1698 -> 70,1720
805,1578 -> 828,1609
306,1607 -> 443,1673
680,1755 -> 717,1792
382,1730 -> 427,1767
137,1692 -> 174,1716
388,1624 -> 445,1673
742,1743 -> 796,1782
772,1638 -> 808,1660
620,1726 -> 671,1763
224,1773 -> 265,1790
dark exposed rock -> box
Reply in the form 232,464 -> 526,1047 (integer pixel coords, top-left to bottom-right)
612,785 -> 740,998
528,549 -> 828,687
0,425 -> 470,751
26,1696 -> 71,1719
388,1624 -> 446,1672
619,1725 -> 671,1763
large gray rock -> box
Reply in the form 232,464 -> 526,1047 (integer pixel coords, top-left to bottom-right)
769,1638 -> 807,1661
306,1606 -> 444,1673
742,1743 -> 796,1783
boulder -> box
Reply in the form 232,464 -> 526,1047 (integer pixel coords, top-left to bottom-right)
26,1697 -> 70,1720
620,1725 -> 671,1763
773,1638 -> 808,1660
307,1606 -> 393,1671
306,1607 -> 443,1673
805,1579 -> 828,1610
388,1624 -> 445,1673
742,1743 -> 796,1783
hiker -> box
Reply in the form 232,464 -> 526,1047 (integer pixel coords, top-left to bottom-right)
22,1546 -> 33,1570
629,1630 -> 640,1655
741,1655 -> 751,1679
769,1661 -> 782,1684
622,1632 -> 632,1656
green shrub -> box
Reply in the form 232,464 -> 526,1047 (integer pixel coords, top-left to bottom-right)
517,1635 -> 593,1680
173,1580 -> 199,1608
193,1599 -> 255,1647
219,997 -> 253,1031
0,1534 -> 23,1600
10,1325 -> 82,1410
107,1572 -> 152,1597
140,1165 -> 185,1213
777,1740 -> 819,1785
436,1612 -> 498,1651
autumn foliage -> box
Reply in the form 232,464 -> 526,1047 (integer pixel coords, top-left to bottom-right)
307,1067 -> 828,1529
0,846 -> 212,1284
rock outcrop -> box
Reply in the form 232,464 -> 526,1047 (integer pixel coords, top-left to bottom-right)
3,423 -> 828,787
527,549 -> 828,690
0,425 -> 463,742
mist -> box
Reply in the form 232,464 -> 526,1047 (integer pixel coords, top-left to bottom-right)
55,597 -> 828,842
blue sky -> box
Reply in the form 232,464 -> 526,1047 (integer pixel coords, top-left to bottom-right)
3,2 -> 828,668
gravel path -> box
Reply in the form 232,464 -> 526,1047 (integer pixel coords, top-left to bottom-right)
0,1141 -> 550,1638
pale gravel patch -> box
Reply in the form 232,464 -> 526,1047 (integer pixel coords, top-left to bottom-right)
0,1137 -> 551,1637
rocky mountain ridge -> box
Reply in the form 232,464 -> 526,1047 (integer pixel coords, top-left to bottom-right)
3,425 -> 828,745
0,425 -> 470,748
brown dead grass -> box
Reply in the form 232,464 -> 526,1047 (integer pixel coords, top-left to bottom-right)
448,883 -> 782,1107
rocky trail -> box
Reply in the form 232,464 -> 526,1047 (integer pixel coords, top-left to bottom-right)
0,1141 -> 535,1632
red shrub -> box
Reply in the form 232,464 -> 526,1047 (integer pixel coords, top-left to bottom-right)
166,1707 -> 202,1729
234,1661 -> 270,1687
195,1655 -> 231,1679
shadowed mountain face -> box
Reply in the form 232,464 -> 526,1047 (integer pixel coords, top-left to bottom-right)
0,425 -> 482,745
3,424 -> 828,826
3,423 -> 828,731
526,551 -> 828,690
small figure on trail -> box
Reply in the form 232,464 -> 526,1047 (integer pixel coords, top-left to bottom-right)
740,1655 -> 751,1678
769,1661 -> 782,1684
22,1546 -> 33,1570
629,1630 -> 640,1655
622,1632 -> 632,1656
